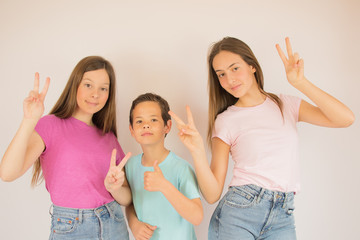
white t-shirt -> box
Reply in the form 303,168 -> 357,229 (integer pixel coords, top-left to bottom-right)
213,94 -> 302,193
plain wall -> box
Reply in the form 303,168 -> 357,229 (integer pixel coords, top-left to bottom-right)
0,0 -> 359,239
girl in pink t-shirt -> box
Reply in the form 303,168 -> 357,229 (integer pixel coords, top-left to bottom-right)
170,37 -> 354,239
0,56 -> 131,240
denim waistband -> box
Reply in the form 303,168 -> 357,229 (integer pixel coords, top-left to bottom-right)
50,201 -> 117,223
230,184 -> 295,203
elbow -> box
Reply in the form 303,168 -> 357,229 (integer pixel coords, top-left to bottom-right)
205,195 -> 221,205
337,113 -> 355,128
0,171 -> 16,182
191,209 -> 204,226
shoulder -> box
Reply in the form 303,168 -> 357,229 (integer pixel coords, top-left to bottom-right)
278,94 -> 302,105
168,152 -> 195,173
125,153 -> 142,171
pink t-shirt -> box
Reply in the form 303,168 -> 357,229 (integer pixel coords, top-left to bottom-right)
35,115 -> 125,208
213,94 -> 301,193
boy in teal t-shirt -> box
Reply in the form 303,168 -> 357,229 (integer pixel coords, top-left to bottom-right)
125,93 -> 203,240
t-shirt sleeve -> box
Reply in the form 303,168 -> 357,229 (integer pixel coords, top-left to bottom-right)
212,115 -> 231,145
280,94 -> 302,122
179,164 -> 201,200
34,115 -> 55,154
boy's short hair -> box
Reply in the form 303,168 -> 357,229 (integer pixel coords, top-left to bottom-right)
129,93 -> 171,127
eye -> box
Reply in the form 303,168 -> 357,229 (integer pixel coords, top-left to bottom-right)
135,120 -> 142,124
233,67 -> 239,72
85,83 -> 91,88
151,119 -> 158,122
101,87 -> 109,92
218,73 -> 225,78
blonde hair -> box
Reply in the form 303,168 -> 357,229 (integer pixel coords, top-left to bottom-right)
207,37 -> 283,147
31,56 -> 118,187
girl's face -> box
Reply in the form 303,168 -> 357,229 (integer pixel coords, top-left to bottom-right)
129,101 -> 171,147
212,50 -> 258,100
74,69 -> 110,123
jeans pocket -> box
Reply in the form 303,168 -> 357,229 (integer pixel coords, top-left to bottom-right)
224,187 -> 257,208
51,215 -> 78,234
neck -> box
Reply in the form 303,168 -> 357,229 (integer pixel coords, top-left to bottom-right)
235,89 -> 266,107
141,144 -> 169,167
72,111 -> 94,126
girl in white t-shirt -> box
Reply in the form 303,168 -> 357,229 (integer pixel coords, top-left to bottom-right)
170,37 -> 354,239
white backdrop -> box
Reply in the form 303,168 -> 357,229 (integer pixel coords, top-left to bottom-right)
1,0 -> 359,239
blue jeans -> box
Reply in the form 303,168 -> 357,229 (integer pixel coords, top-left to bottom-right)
209,185 -> 296,240
49,201 -> 129,240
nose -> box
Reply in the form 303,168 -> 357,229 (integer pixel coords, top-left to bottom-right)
142,123 -> 150,129
91,89 -> 100,98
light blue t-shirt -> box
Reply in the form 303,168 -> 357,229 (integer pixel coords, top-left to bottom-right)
125,151 -> 200,240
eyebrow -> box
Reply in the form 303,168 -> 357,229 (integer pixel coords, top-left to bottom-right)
215,62 -> 239,72
82,78 -> 110,85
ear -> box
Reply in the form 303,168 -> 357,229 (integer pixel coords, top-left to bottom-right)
250,65 -> 256,73
129,124 -> 135,138
164,119 -> 172,134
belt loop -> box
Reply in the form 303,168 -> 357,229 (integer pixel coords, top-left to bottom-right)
105,202 -> 113,219
49,204 -> 53,217
282,193 -> 288,208
257,188 -> 265,203
78,209 -> 83,224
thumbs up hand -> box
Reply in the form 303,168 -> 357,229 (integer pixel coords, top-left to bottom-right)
105,149 -> 132,193
144,161 -> 167,192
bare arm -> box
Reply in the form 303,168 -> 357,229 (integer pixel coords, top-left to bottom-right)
125,203 -> 157,240
276,37 -> 355,127
144,161 -> 204,225
0,73 -> 49,181
169,107 -> 230,204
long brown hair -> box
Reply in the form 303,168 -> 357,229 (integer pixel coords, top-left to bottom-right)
207,37 -> 283,146
31,56 -> 117,187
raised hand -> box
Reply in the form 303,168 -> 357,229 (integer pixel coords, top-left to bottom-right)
276,37 -> 305,86
104,149 -> 131,193
144,161 -> 167,192
168,106 -> 204,153
23,72 -> 50,121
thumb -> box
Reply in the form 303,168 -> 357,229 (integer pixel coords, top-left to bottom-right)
145,223 -> 157,230
153,160 -> 161,172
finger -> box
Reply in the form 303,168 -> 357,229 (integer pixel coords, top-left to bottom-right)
275,43 -> 288,65
145,223 -> 157,231
168,110 -> 186,126
34,72 -> 40,92
117,152 -> 132,170
186,105 -> 195,127
110,149 -> 117,167
285,37 -> 293,58
293,52 -> 300,64
153,160 -> 161,172
40,77 -> 50,101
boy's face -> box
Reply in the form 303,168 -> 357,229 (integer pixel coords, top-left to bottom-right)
129,101 -> 171,146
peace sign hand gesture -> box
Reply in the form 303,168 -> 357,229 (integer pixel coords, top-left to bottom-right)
169,106 -> 204,154
104,149 -> 132,193
23,72 -> 50,121
276,37 -> 305,87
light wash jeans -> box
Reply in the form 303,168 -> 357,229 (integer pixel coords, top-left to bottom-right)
49,201 -> 129,240
209,185 -> 296,240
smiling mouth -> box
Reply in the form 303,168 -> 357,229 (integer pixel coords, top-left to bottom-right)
231,84 -> 241,91
86,101 -> 98,106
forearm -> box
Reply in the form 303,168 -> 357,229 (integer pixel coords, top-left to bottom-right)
190,148 -> 224,204
294,77 -> 354,127
110,185 -> 132,206
0,118 -> 37,181
161,180 -> 203,225
125,203 -> 139,228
